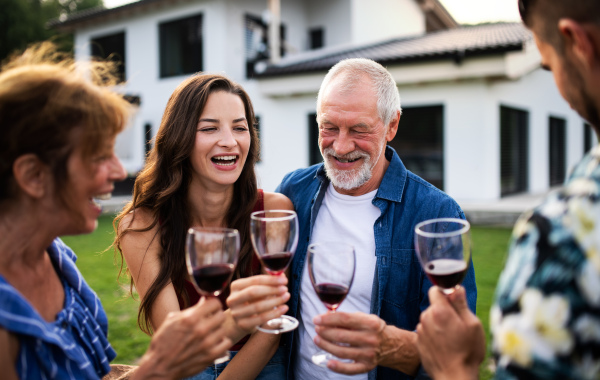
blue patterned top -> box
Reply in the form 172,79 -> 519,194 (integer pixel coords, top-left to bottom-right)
491,147 -> 600,379
0,238 -> 116,379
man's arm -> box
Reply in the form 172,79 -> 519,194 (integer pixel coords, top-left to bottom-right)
416,286 -> 485,380
313,311 -> 420,376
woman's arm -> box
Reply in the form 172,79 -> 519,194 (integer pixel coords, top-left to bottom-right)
119,209 -> 181,331
0,328 -> 20,380
216,192 -> 294,379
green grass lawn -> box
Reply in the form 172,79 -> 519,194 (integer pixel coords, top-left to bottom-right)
62,215 -> 513,375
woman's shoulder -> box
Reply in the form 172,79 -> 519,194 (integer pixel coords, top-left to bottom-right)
118,206 -> 158,234
263,191 -> 294,211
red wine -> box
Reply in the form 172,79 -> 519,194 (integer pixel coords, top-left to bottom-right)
315,283 -> 349,311
424,259 -> 467,289
192,264 -> 233,294
261,252 -> 293,274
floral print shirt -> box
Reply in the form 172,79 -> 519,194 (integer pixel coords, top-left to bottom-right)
491,147 -> 600,380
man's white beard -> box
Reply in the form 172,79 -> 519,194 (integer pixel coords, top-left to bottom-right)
322,147 -> 375,190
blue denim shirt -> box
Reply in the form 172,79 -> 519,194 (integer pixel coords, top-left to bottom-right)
276,147 -> 477,380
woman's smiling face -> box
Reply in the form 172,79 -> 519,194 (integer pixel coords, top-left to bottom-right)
190,90 -> 251,189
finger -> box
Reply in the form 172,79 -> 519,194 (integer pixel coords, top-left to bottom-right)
314,335 -> 377,373
229,291 -> 290,318
314,312 -> 380,332
189,296 -> 223,316
227,285 -> 289,308
327,359 -> 372,375
446,286 -> 471,317
234,304 -> 289,331
229,274 -> 287,291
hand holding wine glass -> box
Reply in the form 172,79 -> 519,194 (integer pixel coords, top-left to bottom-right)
186,227 -> 240,363
250,210 -> 299,334
414,218 -> 471,295
307,242 -> 356,368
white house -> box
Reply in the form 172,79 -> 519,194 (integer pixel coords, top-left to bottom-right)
52,0 -> 592,203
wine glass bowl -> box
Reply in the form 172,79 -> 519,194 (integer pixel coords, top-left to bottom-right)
414,218 -> 471,295
250,210 -> 299,334
307,242 -> 356,368
185,227 -> 240,365
186,227 -> 239,297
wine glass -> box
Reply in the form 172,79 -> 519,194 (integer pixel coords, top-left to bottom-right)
414,218 -> 471,295
307,242 -> 356,368
186,226 -> 240,363
250,210 -> 299,334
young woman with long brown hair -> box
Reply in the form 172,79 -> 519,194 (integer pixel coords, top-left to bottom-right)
114,73 -> 292,379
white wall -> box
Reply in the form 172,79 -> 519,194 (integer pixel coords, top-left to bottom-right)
351,0 -> 424,44
255,66 -> 583,200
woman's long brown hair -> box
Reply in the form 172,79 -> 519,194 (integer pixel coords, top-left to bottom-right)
113,74 -> 259,334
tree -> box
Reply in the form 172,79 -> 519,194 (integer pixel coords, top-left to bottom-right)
0,0 -> 103,63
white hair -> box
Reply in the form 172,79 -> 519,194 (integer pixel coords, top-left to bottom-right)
316,58 -> 402,125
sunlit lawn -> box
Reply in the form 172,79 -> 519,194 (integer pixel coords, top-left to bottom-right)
62,215 -> 513,376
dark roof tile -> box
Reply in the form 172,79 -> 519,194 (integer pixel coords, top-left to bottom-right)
257,23 -> 531,77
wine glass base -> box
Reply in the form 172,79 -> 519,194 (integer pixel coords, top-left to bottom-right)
214,351 -> 230,364
312,351 -> 354,368
256,315 -> 299,334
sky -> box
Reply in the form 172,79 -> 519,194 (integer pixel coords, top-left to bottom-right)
103,0 -> 522,25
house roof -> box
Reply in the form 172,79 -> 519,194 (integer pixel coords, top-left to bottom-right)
48,0 -> 195,31
49,0 -> 457,32
256,22 -> 532,78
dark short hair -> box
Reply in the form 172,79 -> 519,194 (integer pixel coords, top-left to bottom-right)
518,0 -> 600,48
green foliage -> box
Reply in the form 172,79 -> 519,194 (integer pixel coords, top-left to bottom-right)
0,0 -> 104,63
472,226 -> 513,379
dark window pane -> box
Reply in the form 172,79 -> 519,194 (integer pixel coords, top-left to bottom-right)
549,117 -> 566,186
500,106 -> 529,196
389,105 -> 444,190
308,113 -> 321,166
309,28 -> 324,50
245,14 -> 286,78
584,123 -> 596,154
159,14 -> 203,78
90,31 -> 125,81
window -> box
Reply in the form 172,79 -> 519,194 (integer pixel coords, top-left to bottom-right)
308,113 -> 321,166
159,14 -> 203,78
245,14 -> 286,78
389,105 -> 444,190
500,106 -> 529,196
549,117 -> 566,186
584,123 -> 596,153
90,31 -> 125,81
309,27 -> 324,50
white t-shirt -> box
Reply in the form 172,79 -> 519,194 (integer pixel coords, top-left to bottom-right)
294,184 -> 380,380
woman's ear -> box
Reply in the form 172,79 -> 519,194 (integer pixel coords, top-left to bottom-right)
12,154 -> 50,198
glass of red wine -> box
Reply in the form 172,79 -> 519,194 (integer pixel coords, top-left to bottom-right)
250,210 -> 299,334
186,226 -> 240,363
307,242 -> 356,368
414,218 -> 471,295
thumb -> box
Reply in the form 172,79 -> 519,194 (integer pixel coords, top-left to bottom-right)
447,286 -> 470,317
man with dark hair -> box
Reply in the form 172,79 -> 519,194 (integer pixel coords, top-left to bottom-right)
416,0 -> 600,379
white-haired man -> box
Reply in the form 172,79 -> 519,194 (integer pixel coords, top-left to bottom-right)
276,58 -> 477,380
